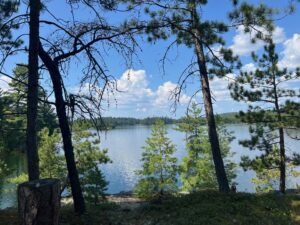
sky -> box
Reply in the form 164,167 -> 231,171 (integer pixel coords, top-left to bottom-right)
0,0 -> 300,118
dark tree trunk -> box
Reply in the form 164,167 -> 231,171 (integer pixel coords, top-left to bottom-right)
18,179 -> 60,225
26,0 -> 40,181
190,0 -> 229,192
273,76 -> 286,193
194,39 -> 230,192
278,127 -> 286,193
39,45 -> 86,214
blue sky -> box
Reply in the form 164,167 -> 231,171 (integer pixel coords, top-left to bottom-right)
0,0 -> 300,118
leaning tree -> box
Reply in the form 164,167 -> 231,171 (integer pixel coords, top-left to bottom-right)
122,0 -> 278,192
37,0 -> 140,214
1,0 -> 140,214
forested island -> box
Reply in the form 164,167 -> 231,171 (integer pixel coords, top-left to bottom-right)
0,0 -> 300,225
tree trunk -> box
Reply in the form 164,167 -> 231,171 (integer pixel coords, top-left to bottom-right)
278,127 -> 286,193
39,44 -> 86,214
18,179 -> 60,225
26,0 -> 40,181
190,1 -> 229,192
273,74 -> 286,193
194,39 -> 230,192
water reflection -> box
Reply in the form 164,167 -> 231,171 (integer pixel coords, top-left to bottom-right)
0,124 -> 299,208
0,151 -> 26,209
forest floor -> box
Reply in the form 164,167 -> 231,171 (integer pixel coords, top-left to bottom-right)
1,190 -> 300,225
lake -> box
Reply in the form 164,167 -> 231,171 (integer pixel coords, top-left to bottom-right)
0,124 -> 299,208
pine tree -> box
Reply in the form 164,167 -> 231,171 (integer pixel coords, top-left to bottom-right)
229,40 -> 300,193
37,0 -> 139,213
72,122 -> 111,204
177,103 -> 236,192
0,65 -> 57,152
11,125 -> 111,204
123,0 -> 244,192
123,0 -> 280,192
0,0 -> 22,51
26,0 -> 41,181
135,120 -> 178,199
39,128 -> 65,179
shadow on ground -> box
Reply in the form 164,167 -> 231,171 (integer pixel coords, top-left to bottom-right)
1,191 -> 300,225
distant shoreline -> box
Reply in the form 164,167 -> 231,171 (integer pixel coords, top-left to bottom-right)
75,112 -> 242,129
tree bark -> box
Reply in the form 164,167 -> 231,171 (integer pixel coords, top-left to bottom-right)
39,44 -> 86,214
278,127 -> 286,193
18,179 -> 60,225
190,0 -> 230,192
273,76 -> 286,193
26,0 -> 40,180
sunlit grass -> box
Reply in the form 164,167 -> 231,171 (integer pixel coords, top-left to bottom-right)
1,191 -> 300,225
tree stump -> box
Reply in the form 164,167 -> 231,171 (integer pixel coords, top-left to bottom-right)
18,179 -> 61,225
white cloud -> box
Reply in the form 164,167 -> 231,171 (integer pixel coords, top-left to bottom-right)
115,70 -> 191,109
70,69 -> 191,116
0,75 -> 11,92
241,63 -> 256,73
114,70 -> 191,113
210,74 -> 235,102
279,34 -> 300,69
116,69 -> 153,99
272,27 -> 286,43
154,81 -> 190,107
230,26 -> 286,56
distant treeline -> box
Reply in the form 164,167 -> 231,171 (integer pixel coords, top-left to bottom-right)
217,112 -> 242,124
75,113 -> 242,129
75,116 -> 178,129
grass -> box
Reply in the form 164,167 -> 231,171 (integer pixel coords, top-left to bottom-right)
1,191 -> 300,225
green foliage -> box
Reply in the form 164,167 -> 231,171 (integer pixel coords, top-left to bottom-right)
76,113 -> 241,131
123,0 -> 241,78
0,0 -> 22,51
39,128 -> 66,179
229,2 -> 275,35
7,173 -> 28,186
283,101 -> 300,128
0,155 -> 8,178
72,123 -> 111,204
135,120 -> 178,199
4,128 -> 65,190
177,103 -> 236,192
76,116 -> 178,129
251,166 -> 300,193
0,65 -> 57,153
217,112 -> 241,124
5,124 -> 111,204
230,40 -> 300,191
241,145 -> 300,193
52,191 -> 300,225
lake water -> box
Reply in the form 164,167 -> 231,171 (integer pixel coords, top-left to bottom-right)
0,124 -> 299,208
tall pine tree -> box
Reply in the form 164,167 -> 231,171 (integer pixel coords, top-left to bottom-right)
123,0 -> 245,192
229,40 -> 300,193
26,0 -> 41,181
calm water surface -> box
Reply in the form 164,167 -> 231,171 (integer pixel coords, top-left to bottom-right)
0,124 -> 299,208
